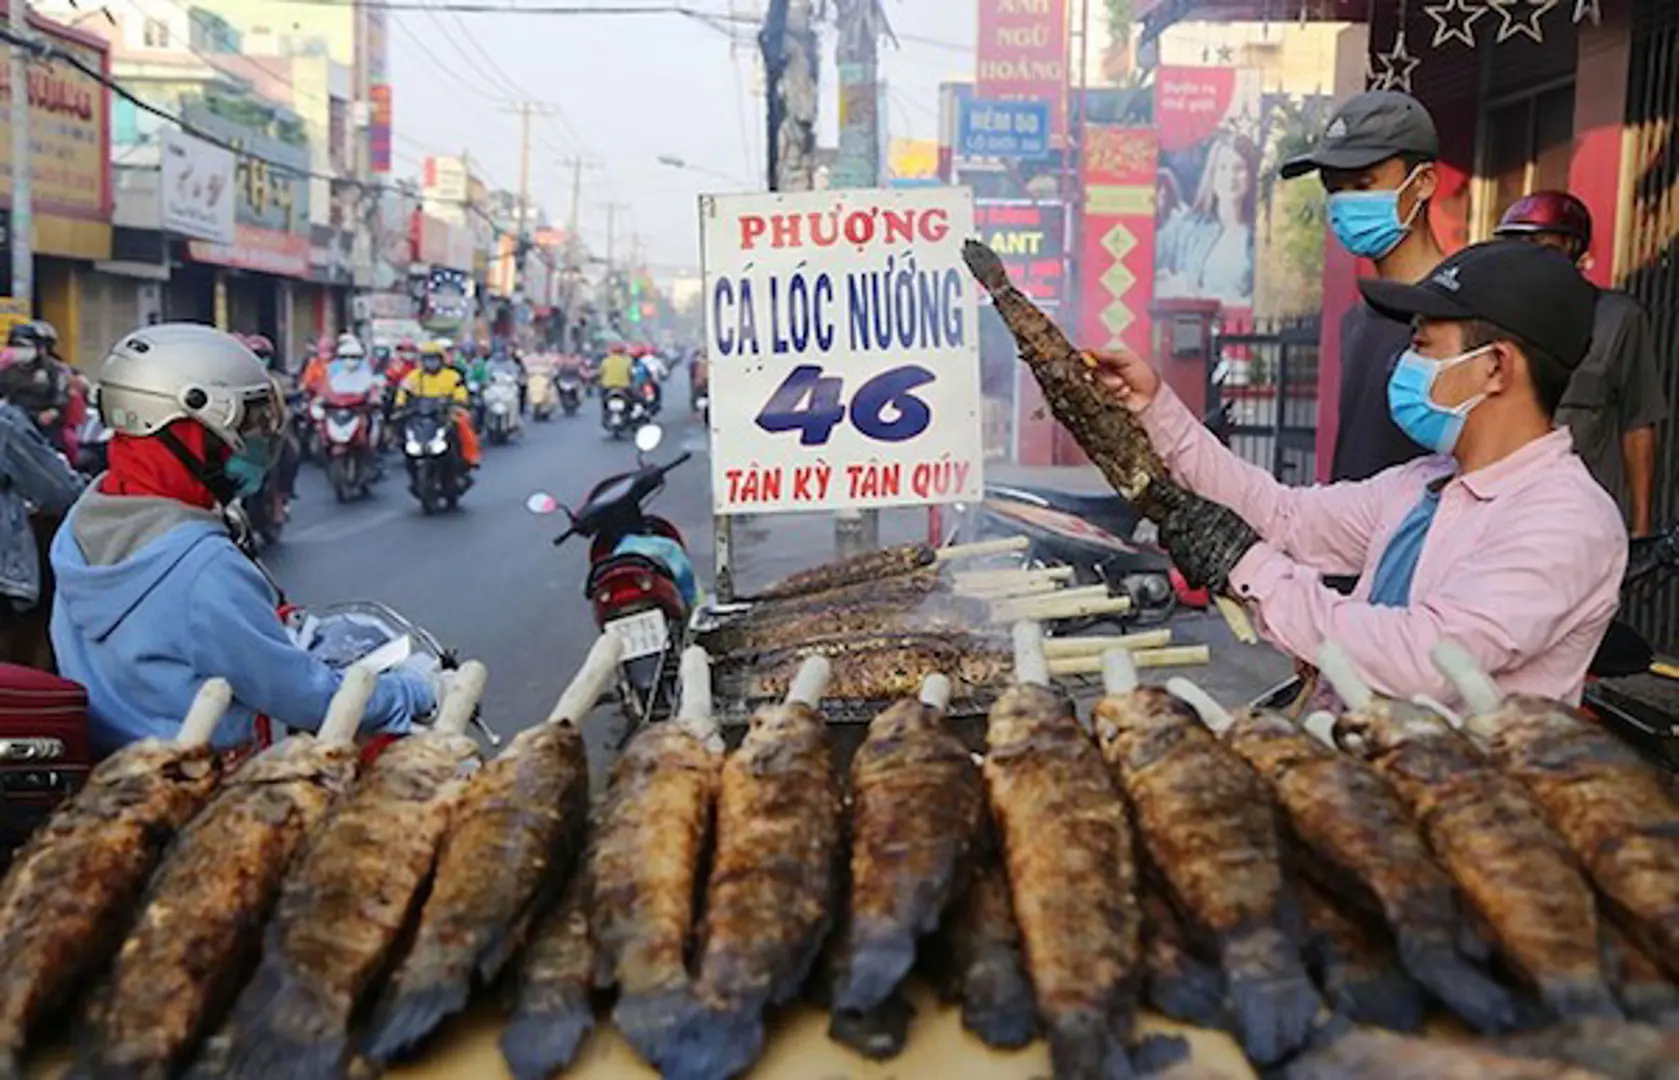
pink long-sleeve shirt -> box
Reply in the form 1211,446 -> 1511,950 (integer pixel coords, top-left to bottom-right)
1139,386 -> 1627,705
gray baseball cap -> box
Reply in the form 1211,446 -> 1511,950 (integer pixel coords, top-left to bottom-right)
1280,90 -> 1440,180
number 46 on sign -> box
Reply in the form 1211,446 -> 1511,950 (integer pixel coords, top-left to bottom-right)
755,363 -> 936,446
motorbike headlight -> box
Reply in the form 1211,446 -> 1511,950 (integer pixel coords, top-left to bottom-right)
310,402 -> 325,420
405,438 -> 423,455
427,433 -> 449,454
608,398 -> 625,411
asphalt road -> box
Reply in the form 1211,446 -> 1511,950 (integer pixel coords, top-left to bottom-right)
264,395 -> 716,775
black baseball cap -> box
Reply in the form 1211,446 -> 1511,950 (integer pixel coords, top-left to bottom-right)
1358,240 -> 1596,370
1280,90 -> 1440,179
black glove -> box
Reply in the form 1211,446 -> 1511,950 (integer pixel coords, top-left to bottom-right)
1155,485 -> 1260,594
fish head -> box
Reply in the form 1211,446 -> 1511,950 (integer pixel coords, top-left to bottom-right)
985,682 -> 1072,752
1335,696 -> 1452,757
961,239 -> 1011,291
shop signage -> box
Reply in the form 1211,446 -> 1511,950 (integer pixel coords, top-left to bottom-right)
976,0 -> 1067,145
700,187 -> 983,514
160,129 -> 235,244
369,84 -> 392,174
0,13 -> 111,222
974,198 -> 1066,305
1077,125 -> 1157,356
188,224 -> 310,278
958,98 -> 1050,159
179,95 -> 311,276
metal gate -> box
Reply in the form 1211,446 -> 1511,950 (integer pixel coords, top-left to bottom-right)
1208,316 -> 1322,485
1622,0 -> 1679,652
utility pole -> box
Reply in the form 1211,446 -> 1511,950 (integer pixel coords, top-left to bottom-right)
602,201 -> 630,332
500,101 -> 551,298
555,155 -> 599,353
8,0 -> 33,310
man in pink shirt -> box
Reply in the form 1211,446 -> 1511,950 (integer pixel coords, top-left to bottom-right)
1094,240 -> 1626,705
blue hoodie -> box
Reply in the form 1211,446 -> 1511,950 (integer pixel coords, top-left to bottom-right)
51,491 -> 432,756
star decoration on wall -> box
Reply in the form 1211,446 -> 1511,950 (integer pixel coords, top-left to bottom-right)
1424,0 -> 1490,47
1373,30 -> 1421,93
1489,0 -> 1560,43
1572,0 -> 1601,25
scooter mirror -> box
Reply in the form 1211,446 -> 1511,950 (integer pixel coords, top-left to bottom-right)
526,492 -> 562,516
634,424 -> 664,454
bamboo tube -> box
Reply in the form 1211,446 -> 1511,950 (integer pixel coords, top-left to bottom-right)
1214,595 -> 1259,645
1041,629 -> 1171,657
1046,644 -> 1210,676
933,536 -> 1030,562
991,593 -> 1134,623
949,566 -> 1073,590
956,577 -> 1067,601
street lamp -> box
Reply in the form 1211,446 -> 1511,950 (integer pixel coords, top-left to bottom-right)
656,155 -> 752,188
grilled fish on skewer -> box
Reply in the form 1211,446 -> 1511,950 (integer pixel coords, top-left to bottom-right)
215,663 -> 489,1080
1094,653 -> 1321,1065
1284,1027 -> 1607,1080
713,568 -> 944,630
499,832 -> 599,1080
962,239 -> 1174,519
818,807 -> 913,1062
1295,876 -> 1426,1033
1600,909 -> 1679,1026
589,647 -> 724,1070
749,542 -> 936,601
80,669 -> 378,1080
0,679 -> 230,1079
669,657 -> 843,1080
739,635 -> 1012,702
1434,641 -> 1679,979
836,673 -> 985,1014
1139,880 -> 1226,1029
1318,643 -> 1621,1021
1167,680 -> 1515,1033
705,597 -> 988,658
1490,1018 -> 1679,1079
362,637 -> 615,1064
985,622 -> 1145,1079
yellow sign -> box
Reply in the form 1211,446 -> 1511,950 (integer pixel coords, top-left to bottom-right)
888,138 -> 939,182
0,15 -> 110,222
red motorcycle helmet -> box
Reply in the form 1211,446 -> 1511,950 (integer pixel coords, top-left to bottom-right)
1495,191 -> 1593,260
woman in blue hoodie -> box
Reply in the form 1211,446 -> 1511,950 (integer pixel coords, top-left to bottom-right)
51,324 -> 436,756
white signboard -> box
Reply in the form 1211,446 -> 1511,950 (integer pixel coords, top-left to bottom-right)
160,130 -> 236,245
701,188 -> 984,514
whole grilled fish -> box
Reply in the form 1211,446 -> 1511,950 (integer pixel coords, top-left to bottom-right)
818,807 -> 913,1062
591,647 -> 725,1070
962,239 -> 1176,520
1189,698 -> 1514,1032
1284,1027 -> 1607,1080
1138,881 -> 1225,1030
500,839 -> 599,1080
1454,691 -> 1679,978
1295,876 -> 1426,1033
748,542 -> 936,601
706,596 -> 988,658
215,667 -> 488,1080
717,568 -> 945,631
667,657 -> 842,1080
984,650 -> 1142,1079
923,820 -> 1037,1050
0,681 -> 230,1079
1326,676 -> 1620,1021
740,635 -> 1011,702
1093,677 -> 1321,1066
1490,1018 -> 1679,1079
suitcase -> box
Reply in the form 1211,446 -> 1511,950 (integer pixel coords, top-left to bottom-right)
0,663 -> 91,857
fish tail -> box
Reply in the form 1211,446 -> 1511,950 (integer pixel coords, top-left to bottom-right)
834,923 -> 918,1013
1145,956 -> 1227,1029
1618,983 -> 1679,1027
1219,925 -> 1324,1066
826,992 -> 915,1061
1395,933 -> 1517,1033
1045,1009 -> 1133,1080
959,969 -> 1038,1051
659,1003 -> 766,1080
1331,965 -> 1428,1033
499,1004 -> 594,1080
613,987 -> 706,1069
1129,1032 -> 1190,1075
1537,974 -> 1625,1023
361,979 -> 472,1065
218,1030 -> 350,1080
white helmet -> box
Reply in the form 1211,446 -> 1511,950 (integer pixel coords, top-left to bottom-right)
335,332 -> 366,360
97,323 -> 282,453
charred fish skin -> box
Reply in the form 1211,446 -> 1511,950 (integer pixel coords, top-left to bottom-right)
217,732 -> 480,1080
667,700 -> 841,1080
749,542 -> 935,601
1599,911 -> 1679,1027
1472,696 -> 1679,978
79,738 -> 359,1080
363,722 -> 589,1064
500,849 -> 599,1080
837,697 -> 985,1013
1345,701 -> 1622,1022
1094,689 -> 1322,1066
1283,1025 -> 1609,1080
0,741 -> 221,1077
923,828 -> 1038,1050
740,635 -> 1010,703
985,683 -> 1142,1080
590,724 -> 721,1069
1139,882 -> 1226,1030
707,597 -> 985,659
1294,876 -> 1426,1034
1491,1018 -> 1679,1080
1220,710 -> 1515,1033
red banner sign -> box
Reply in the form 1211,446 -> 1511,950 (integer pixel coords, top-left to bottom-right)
976,0 -> 1067,146
1078,125 -> 1158,358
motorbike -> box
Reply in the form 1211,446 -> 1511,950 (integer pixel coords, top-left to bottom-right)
528,424 -> 696,732
483,363 -> 523,446
557,372 -> 583,417
528,362 -> 559,422
600,386 -> 643,440
290,388 -> 318,465
241,426 -> 298,549
315,384 -> 380,503
71,387 -> 112,477
401,397 -> 469,514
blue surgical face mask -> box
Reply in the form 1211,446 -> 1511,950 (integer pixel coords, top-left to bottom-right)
1328,165 -> 1427,259
1387,345 -> 1494,456
224,437 -> 275,498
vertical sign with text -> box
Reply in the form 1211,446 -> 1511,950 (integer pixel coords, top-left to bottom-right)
976,0 -> 1068,147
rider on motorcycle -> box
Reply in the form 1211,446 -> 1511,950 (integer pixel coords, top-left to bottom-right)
0,321 -> 81,455
397,341 -> 482,468
598,344 -> 635,394
241,334 -> 300,504
48,324 -> 438,755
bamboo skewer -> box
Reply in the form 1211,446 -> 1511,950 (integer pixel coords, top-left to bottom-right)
1214,595 -> 1259,645
949,566 -> 1073,590
1045,645 -> 1210,677
178,679 -> 235,746
1041,629 -> 1171,657
933,536 -> 1030,563
434,661 -> 489,737
991,592 -> 1133,623
318,667 -> 379,745
957,577 -> 1067,601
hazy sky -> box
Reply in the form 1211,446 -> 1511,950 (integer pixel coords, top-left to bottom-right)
387,2 -> 979,279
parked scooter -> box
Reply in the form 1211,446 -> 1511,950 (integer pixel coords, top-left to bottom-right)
528,424 -> 696,731
483,360 -> 523,446
400,397 -> 470,514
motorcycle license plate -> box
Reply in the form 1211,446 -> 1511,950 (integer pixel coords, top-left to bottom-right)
606,609 -> 668,660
